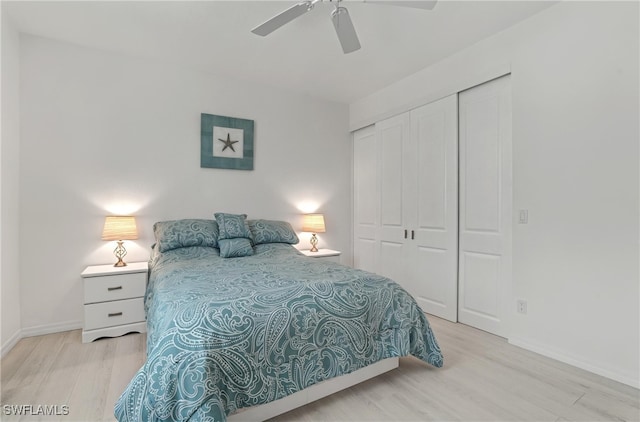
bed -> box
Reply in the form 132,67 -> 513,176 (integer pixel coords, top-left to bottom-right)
114,217 -> 443,421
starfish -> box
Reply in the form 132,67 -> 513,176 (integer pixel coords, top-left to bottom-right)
218,133 -> 239,152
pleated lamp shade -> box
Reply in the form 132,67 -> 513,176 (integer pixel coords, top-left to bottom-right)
302,213 -> 325,253
302,214 -> 326,233
102,216 -> 138,241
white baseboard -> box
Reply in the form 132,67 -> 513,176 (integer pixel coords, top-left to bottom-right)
20,320 -> 83,339
1,329 -> 22,358
1,320 -> 83,357
509,337 -> 639,389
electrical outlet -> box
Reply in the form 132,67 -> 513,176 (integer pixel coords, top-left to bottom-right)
517,300 -> 528,314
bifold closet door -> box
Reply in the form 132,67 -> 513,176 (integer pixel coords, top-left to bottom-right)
352,96 -> 458,323
405,95 -> 459,322
458,75 -> 512,338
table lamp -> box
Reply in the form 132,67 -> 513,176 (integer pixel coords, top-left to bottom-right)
302,213 -> 325,252
102,216 -> 138,267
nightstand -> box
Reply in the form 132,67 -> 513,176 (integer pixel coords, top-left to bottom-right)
300,249 -> 341,264
81,261 -> 148,343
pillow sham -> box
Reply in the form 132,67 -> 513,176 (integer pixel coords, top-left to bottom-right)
218,237 -> 254,258
248,219 -> 299,245
153,219 -> 219,252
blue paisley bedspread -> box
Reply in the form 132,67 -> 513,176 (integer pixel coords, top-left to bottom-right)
115,243 -> 443,421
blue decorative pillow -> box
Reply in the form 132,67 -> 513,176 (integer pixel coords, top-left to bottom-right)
153,219 -> 219,252
248,220 -> 299,245
214,213 -> 253,241
219,238 -> 254,258
214,213 -> 254,258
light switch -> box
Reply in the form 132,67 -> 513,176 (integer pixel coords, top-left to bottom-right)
519,210 -> 528,224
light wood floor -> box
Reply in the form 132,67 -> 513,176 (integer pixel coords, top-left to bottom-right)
1,316 -> 638,421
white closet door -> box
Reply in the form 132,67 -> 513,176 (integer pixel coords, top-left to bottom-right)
376,113 -> 411,284
353,125 -> 378,273
458,75 -> 512,337
406,94 -> 458,322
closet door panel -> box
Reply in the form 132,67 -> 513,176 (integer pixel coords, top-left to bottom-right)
459,251 -> 501,319
353,126 -> 378,273
355,239 -> 378,274
376,113 -> 410,284
417,110 -> 447,229
379,241 -> 405,283
458,75 -> 512,338
379,121 -> 405,229
414,246 -> 449,308
463,98 -> 501,232
408,94 -> 459,322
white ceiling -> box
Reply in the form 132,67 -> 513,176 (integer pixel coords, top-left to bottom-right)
4,0 -> 556,104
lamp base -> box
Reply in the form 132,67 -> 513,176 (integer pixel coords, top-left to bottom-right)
113,240 -> 128,267
309,233 -> 319,252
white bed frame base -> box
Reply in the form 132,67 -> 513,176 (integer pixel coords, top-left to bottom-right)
228,357 -> 399,422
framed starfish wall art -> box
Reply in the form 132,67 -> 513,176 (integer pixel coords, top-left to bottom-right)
200,113 -> 254,170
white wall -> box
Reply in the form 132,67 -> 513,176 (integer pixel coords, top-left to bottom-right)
351,2 -> 639,387
19,35 -> 351,335
1,8 -> 23,355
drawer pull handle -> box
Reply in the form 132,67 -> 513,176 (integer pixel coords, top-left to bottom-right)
108,312 -> 123,317
107,286 -> 123,291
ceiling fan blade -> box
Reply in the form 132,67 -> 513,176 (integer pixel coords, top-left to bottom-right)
363,0 -> 438,10
251,2 -> 312,36
331,7 -> 361,54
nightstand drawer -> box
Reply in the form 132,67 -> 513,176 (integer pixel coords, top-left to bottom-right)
84,298 -> 145,330
84,272 -> 146,304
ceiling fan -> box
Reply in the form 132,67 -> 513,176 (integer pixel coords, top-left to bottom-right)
251,0 -> 438,54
